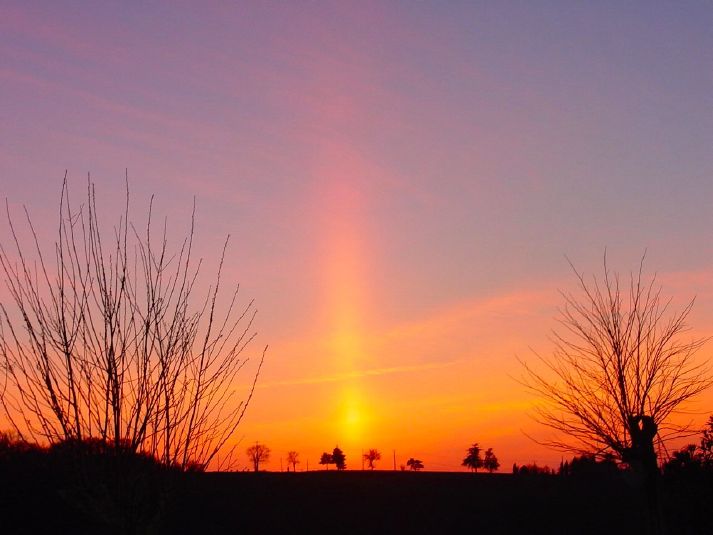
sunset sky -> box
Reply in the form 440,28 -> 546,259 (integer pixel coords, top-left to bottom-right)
2,2 -> 713,471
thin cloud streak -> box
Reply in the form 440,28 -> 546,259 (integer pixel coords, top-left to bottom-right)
256,359 -> 462,389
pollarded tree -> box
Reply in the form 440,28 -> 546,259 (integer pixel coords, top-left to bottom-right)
246,442 -> 271,472
0,176 -> 265,470
363,448 -> 381,470
462,443 -> 483,472
520,255 -> 711,475
483,448 -> 500,473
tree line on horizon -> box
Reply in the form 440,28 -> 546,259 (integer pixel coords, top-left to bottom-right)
240,442 -> 502,473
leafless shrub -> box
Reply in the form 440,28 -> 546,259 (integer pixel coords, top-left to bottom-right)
0,175 -> 265,470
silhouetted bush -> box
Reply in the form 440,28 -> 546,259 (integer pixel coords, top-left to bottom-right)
558,454 -> 620,479
512,462 -> 554,475
0,434 -> 178,533
661,443 -> 713,533
662,445 -> 704,478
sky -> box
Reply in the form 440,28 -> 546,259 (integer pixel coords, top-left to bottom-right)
1,1 -> 713,471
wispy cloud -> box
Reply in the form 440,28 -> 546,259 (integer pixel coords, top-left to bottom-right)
256,359 -> 462,389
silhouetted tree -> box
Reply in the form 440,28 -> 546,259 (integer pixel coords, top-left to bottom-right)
319,452 -> 333,470
462,443 -> 483,472
700,415 -> 713,466
332,446 -> 346,470
662,417 -> 713,477
520,256 -> 711,473
483,448 -> 500,473
0,176 -> 266,470
246,443 -> 270,471
519,256 -> 713,534
286,450 -> 300,472
363,448 -> 381,470
406,457 -> 424,471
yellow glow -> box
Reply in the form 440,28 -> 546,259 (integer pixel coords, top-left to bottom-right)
339,387 -> 365,445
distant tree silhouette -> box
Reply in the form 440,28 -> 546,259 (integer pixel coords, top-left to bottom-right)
700,415 -> 713,466
558,453 -> 619,478
286,451 -> 300,472
462,443 -> 483,472
363,448 -> 381,470
246,442 -> 271,471
406,458 -> 424,471
319,452 -> 333,470
0,176 -> 266,470
332,446 -> 346,470
520,256 -> 711,471
483,448 -> 500,473
513,462 -> 553,475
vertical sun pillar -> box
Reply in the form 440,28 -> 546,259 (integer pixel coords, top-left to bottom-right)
315,144 -> 370,452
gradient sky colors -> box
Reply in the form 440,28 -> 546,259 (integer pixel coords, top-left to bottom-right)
2,2 -> 713,471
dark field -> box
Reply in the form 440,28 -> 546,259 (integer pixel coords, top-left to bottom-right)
3,466 -> 711,534
162,471 -> 645,534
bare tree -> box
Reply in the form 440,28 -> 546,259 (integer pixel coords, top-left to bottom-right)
520,255 -> 712,532
0,176 -> 265,470
363,448 -> 381,470
520,255 -> 711,466
246,442 -> 271,471
286,450 -> 299,472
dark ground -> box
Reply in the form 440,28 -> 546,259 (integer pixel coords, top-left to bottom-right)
2,467 -> 711,534
161,471 -> 644,534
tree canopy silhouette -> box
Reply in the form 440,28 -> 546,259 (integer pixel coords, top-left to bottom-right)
332,446 -> 346,470
0,177 -> 265,470
483,448 -> 499,473
462,443 -> 483,472
520,256 -> 711,469
246,442 -> 270,472
406,457 -> 424,471
363,448 -> 381,470
319,452 -> 333,470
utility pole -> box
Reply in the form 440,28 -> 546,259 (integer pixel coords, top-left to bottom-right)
393,450 -> 396,471
361,449 -> 364,470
